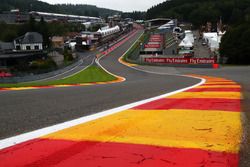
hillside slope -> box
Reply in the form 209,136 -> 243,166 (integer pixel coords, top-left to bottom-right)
0,0 -> 120,17
146,0 -> 250,26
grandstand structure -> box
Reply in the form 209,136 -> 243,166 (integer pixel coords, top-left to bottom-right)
0,10 -> 102,24
29,11 -> 102,23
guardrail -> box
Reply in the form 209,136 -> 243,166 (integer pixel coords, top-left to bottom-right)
0,59 -> 82,83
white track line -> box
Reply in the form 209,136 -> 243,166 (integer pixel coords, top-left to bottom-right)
0,29 -> 206,150
61,58 -> 96,79
95,58 -> 126,82
95,45 -> 127,81
20,30 -> 134,84
21,61 -> 82,83
93,29 -> 143,81
0,76 -> 205,150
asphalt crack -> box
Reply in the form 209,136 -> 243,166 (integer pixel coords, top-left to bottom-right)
131,153 -> 153,164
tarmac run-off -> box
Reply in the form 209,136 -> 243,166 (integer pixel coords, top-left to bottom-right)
0,75 -> 242,167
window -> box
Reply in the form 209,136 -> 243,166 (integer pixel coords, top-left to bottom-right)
16,46 -> 21,50
34,45 -> 39,50
26,46 -> 31,50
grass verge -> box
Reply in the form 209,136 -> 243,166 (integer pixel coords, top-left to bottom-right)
122,32 -> 148,63
0,65 -> 117,88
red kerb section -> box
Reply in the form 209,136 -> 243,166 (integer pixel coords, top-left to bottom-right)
134,98 -> 240,112
186,88 -> 241,92
0,139 -> 238,167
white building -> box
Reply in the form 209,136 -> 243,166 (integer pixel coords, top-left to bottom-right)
179,30 -> 194,49
203,32 -> 225,52
97,26 -> 120,37
14,32 -> 43,51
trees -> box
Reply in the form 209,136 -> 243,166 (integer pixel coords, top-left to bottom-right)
121,11 -> 146,20
0,0 -> 119,17
220,22 -> 250,64
0,17 -> 85,49
146,0 -> 250,27
0,22 -> 18,42
37,17 -> 50,48
63,48 -> 73,62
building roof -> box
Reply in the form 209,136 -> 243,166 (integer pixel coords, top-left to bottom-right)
29,11 -> 101,21
0,41 -> 14,50
15,32 -> 43,44
97,26 -> 120,37
145,18 -> 171,23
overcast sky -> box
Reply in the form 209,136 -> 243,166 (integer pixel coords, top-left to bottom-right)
39,0 -> 165,12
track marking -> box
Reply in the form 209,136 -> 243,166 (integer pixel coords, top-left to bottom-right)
0,77 -> 204,150
0,75 -> 242,167
0,30 -> 140,92
61,58 -> 95,79
0,29 -> 206,150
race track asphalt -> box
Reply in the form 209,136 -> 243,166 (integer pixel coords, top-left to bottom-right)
0,29 -> 200,139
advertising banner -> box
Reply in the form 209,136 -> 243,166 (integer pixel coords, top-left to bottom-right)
144,58 -> 216,64
151,35 -> 161,38
144,44 -> 161,48
149,38 -> 162,42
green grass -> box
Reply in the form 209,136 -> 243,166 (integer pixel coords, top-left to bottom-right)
123,33 -> 148,63
0,65 -> 117,88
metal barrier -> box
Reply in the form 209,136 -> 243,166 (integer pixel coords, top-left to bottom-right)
0,59 -> 82,83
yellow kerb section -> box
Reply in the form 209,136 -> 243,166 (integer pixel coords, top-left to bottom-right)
43,109 -> 241,153
8,87 -> 37,90
118,57 -> 137,67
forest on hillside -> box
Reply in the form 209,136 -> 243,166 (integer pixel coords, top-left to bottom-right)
122,11 -> 146,20
147,0 -> 250,26
220,22 -> 250,64
0,0 -> 120,17
0,17 -> 86,45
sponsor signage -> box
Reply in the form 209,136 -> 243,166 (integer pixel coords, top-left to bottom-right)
150,37 -> 161,39
144,58 -> 216,64
149,38 -> 162,42
151,35 -> 161,38
144,44 -> 161,48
